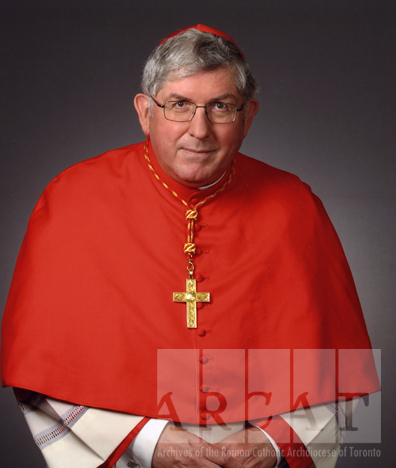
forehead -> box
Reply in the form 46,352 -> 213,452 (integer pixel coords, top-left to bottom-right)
156,68 -> 241,102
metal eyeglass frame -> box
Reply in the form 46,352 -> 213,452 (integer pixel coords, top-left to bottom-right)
150,96 -> 244,124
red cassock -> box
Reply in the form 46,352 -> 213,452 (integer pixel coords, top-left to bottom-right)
1,141 -> 380,425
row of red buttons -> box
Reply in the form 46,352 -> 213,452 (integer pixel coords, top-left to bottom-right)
199,353 -> 213,421
189,196 -> 213,422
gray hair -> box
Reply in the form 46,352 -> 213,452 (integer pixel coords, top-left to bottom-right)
141,29 -> 258,108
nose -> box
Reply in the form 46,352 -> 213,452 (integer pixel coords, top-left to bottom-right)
188,106 -> 212,140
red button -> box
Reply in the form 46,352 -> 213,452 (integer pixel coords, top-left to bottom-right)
194,224 -> 202,232
195,247 -> 202,255
197,328 -> 206,337
200,412 -> 211,421
200,385 -> 211,393
200,355 -> 209,364
190,197 -> 199,205
197,302 -> 204,310
196,274 -> 204,283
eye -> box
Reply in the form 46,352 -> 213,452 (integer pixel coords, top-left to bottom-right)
211,102 -> 229,112
169,100 -> 192,111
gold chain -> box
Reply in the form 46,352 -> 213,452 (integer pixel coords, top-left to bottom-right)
143,138 -> 235,277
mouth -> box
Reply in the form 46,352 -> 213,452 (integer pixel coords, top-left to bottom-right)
181,148 -> 215,156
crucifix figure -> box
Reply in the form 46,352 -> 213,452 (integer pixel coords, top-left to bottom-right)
173,278 -> 210,328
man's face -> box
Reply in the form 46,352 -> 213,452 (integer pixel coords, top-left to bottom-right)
135,68 -> 258,188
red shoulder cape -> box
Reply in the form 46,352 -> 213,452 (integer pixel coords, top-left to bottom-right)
1,142 -> 380,424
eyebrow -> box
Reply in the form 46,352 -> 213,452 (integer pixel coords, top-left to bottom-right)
165,92 -> 238,102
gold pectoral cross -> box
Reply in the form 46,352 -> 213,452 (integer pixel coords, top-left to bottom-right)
173,279 -> 210,328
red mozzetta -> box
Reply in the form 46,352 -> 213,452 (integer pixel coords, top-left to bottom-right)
1,141 -> 380,424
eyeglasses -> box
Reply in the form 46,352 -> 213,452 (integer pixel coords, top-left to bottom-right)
150,97 -> 244,124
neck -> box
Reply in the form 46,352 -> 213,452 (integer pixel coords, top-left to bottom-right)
198,172 -> 227,190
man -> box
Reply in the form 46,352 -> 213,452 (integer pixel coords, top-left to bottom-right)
1,25 -> 379,468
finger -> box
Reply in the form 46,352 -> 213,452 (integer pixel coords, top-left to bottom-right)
204,446 -> 245,468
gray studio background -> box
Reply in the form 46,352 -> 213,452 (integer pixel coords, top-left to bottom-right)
1,1 -> 394,466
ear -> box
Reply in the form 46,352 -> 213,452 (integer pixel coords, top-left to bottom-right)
242,99 -> 259,138
134,94 -> 151,136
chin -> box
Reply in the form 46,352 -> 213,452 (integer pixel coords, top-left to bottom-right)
179,176 -> 211,188
176,169 -> 213,187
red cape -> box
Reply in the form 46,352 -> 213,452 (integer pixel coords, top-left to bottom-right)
1,141 -> 380,424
